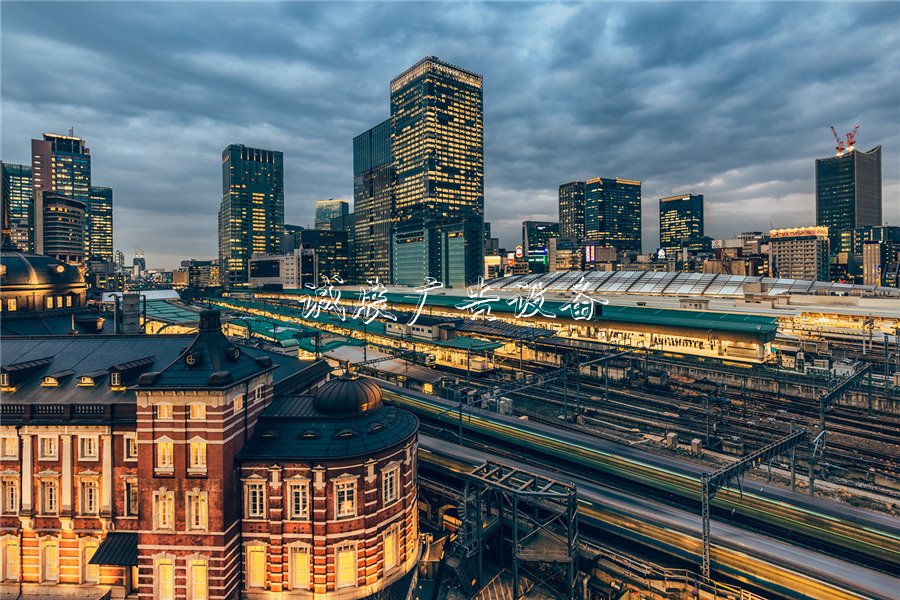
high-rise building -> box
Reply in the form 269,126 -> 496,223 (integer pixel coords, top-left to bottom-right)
86,186 -> 113,261
559,181 -> 586,242
282,227 -> 350,283
815,145 -> 882,253
353,119 -> 394,283
32,133 -> 92,259
218,144 -> 284,288
1,162 -> 33,251
585,177 -> 642,253
659,194 -> 704,254
392,217 -> 483,289
768,226 -> 830,281
314,198 -> 349,230
35,192 -> 85,263
522,221 -> 559,273
390,56 -> 484,286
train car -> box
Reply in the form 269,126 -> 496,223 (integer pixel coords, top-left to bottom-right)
646,369 -> 669,389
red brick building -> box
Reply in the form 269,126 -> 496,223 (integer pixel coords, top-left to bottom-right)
1,308 -> 423,600
237,375 -> 420,598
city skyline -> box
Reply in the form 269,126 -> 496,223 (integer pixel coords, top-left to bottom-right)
1,2 -> 898,269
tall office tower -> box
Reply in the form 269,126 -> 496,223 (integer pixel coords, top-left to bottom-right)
0,162 -> 33,251
86,186 -> 113,261
659,193 -> 704,254
815,145 -> 882,253
314,198 -> 349,230
218,144 -> 284,288
282,227 -> 350,283
522,221 -> 560,273
559,181 -> 586,242
584,177 -> 642,253
768,227 -> 830,281
31,132 -> 91,259
35,193 -> 85,263
391,56 -> 484,286
353,119 -> 394,283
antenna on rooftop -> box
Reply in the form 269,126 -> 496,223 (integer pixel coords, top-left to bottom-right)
68,127 -> 74,137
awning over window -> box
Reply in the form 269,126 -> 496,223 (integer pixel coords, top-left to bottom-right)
89,532 -> 138,566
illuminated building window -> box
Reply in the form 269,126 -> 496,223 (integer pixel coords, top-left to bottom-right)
155,438 -> 174,473
156,556 -> 175,600
187,491 -> 208,531
0,437 -> 17,459
290,545 -> 310,590
190,558 -> 208,600
78,435 -> 98,460
188,438 -> 207,473
124,479 -> 139,516
2,536 -> 20,581
335,479 -> 356,518
6,299 -> 16,312
244,482 -> 265,518
44,297 -> 53,310
384,525 -> 400,572
40,537 -> 59,582
189,404 -> 206,420
40,480 -> 58,514
153,490 -> 175,531
336,543 -> 357,589
38,436 -> 57,460
1,479 -> 18,515
82,538 -> 99,583
234,395 -> 244,412
288,481 -> 309,520
110,371 -> 122,387
246,545 -> 266,588
79,479 -> 99,515
156,403 -> 173,420
124,434 -> 138,461
383,466 -> 400,506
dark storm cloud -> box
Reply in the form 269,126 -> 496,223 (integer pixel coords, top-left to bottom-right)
2,1 -> 898,268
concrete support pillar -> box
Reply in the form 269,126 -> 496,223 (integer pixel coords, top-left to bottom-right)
20,435 -> 33,514
61,435 -> 73,514
101,435 -> 113,515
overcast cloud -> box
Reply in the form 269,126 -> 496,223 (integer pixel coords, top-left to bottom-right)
2,1 -> 898,269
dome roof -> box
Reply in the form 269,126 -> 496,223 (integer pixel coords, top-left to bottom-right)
312,374 -> 383,415
0,245 -> 84,288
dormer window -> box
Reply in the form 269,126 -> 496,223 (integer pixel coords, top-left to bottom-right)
77,376 -> 95,387
0,373 -> 9,388
109,371 -> 122,387
41,376 -> 59,387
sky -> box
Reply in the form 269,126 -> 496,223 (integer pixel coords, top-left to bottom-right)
1,1 -> 898,270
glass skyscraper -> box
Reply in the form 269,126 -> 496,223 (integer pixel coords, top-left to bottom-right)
314,199 -> 349,230
585,177 -> 642,253
659,193 -> 704,254
390,56 -> 484,286
522,221 -> 560,273
559,181 -> 586,242
32,133 -> 92,261
353,119 -> 394,283
1,162 -> 33,252
218,144 -> 284,288
815,146 -> 882,254
86,186 -> 113,261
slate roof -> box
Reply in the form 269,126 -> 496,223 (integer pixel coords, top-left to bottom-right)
136,310 -> 276,390
89,532 -> 137,566
1,307 -> 113,336
1,320 -> 317,418
238,376 -> 418,462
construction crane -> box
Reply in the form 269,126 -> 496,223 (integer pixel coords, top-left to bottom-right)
845,124 -> 860,151
830,124 -> 860,156
830,126 -> 845,155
